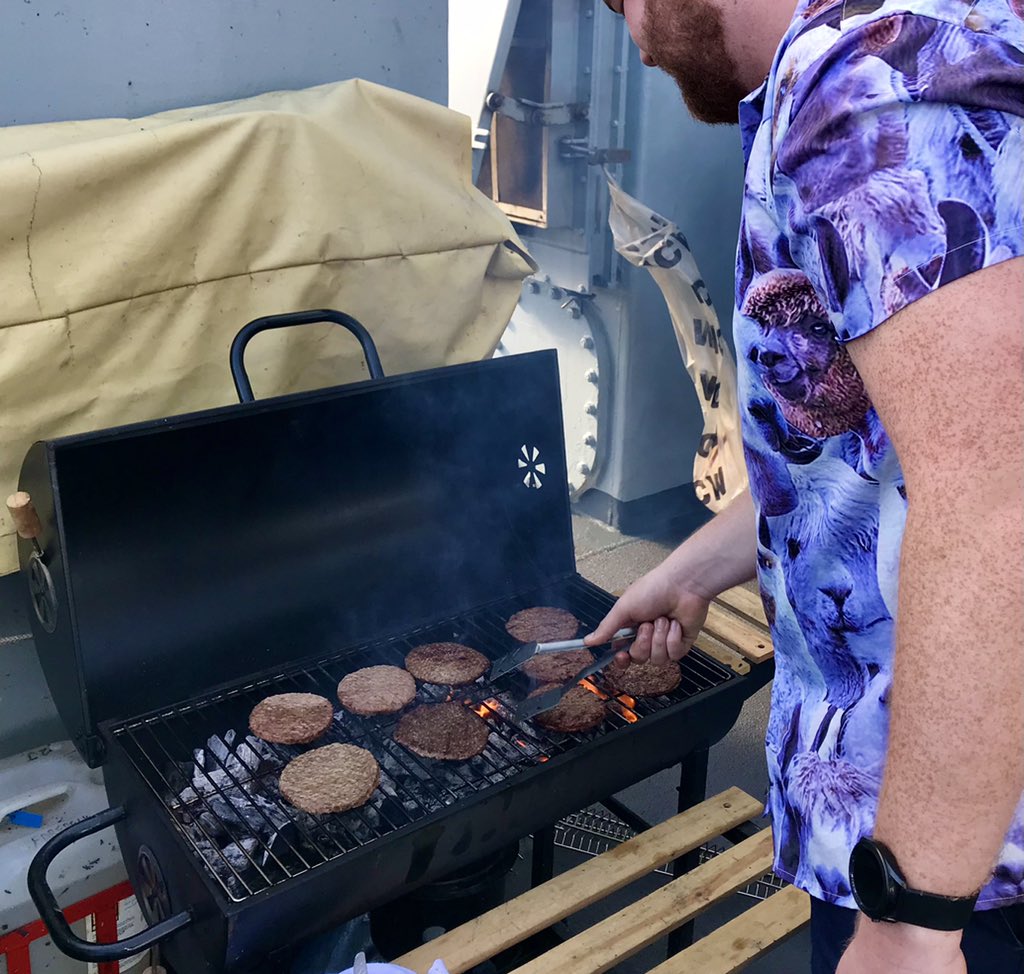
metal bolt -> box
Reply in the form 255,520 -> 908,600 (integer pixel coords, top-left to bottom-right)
579,336 -> 594,350
550,287 -> 565,300
611,120 -> 619,128
583,67 -> 592,76
577,284 -> 588,293
583,433 -> 597,447
585,7 -> 593,16
585,369 -> 599,383
577,462 -> 591,475
614,65 -> 623,75
585,401 -> 598,415
496,341 -> 505,352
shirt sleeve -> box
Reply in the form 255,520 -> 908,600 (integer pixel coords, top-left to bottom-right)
772,11 -> 1024,342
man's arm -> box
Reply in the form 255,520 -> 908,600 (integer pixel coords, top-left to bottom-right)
841,256 -> 1024,965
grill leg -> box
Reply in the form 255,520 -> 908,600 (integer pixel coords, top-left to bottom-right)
666,747 -> 709,957
531,825 -> 556,887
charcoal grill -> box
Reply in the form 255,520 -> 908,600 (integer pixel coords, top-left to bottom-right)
16,311 -> 772,973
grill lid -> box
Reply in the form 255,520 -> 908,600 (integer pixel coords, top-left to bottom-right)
17,351 -> 573,765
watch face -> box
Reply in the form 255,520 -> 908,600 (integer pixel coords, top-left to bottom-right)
850,839 -> 893,917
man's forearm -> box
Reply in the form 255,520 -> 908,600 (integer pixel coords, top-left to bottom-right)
872,490 -> 1024,901
855,486 -> 1024,971
664,488 -> 758,599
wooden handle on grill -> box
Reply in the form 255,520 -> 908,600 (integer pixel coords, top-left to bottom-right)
6,491 -> 43,541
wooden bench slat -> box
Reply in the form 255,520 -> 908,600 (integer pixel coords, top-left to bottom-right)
506,828 -> 775,974
645,883 -> 811,974
714,586 -> 769,631
703,602 -> 773,664
693,635 -> 751,676
394,788 -> 762,974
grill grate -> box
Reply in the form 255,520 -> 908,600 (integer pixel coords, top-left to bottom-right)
554,804 -> 787,900
113,575 -> 735,902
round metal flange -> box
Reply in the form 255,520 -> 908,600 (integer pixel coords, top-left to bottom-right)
495,279 -> 601,496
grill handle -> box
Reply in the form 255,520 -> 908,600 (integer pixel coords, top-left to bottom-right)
230,309 -> 385,402
27,806 -> 192,962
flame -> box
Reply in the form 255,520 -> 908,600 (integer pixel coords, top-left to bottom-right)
538,755 -> 549,763
471,698 -> 502,720
616,693 -> 639,723
578,680 -> 609,701
514,739 -> 529,748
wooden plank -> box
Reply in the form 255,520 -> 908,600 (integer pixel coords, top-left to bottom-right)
507,828 -> 775,974
715,586 -> 769,631
394,788 -> 762,974
693,636 -> 750,676
702,602 -> 774,663
646,884 -> 811,974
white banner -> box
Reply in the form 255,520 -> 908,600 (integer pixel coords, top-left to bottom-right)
607,175 -> 747,512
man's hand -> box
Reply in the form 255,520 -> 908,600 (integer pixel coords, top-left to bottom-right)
585,489 -> 759,665
584,562 -> 710,664
837,922 -> 965,974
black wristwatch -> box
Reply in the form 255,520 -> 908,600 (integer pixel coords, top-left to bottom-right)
849,837 -> 979,930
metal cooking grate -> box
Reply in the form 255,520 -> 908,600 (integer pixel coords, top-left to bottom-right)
113,575 -> 735,903
554,804 -> 787,900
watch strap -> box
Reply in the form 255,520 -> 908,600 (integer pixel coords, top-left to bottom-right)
894,886 -> 979,931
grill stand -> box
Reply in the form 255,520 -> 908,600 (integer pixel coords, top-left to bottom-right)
668,748 -> 709,957
526,749 -> 712,965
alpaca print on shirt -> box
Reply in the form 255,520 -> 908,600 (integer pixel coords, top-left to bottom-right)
734,0 -> 1024,907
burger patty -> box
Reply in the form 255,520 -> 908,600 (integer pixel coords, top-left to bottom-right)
249,692 -> 334,745
393,703 -> 490,760
604,658 -> 682,697
337,665 -> 417,715
505,606 -> 580,643
530,685 -> 606,733
404,642 -> 489,686
522,648 -> 593,684
278,743 -> 380,815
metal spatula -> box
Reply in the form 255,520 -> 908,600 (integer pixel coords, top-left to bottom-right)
489,627 -> 635,681
513,643 -> 625,720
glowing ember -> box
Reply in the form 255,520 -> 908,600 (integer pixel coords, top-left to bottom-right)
538,756 -> 549,763
514,739 -> 529,748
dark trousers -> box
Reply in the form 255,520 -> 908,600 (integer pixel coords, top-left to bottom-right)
811,899 -> 1024,974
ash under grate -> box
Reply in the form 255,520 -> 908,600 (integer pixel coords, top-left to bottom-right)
554,804 -> 787,901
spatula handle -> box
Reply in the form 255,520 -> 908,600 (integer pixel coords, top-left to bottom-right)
535,627 -> 635,654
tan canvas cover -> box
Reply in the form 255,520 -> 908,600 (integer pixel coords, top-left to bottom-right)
0,79 -> 534,575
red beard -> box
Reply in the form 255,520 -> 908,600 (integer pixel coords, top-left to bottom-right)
642,0 -> 751,124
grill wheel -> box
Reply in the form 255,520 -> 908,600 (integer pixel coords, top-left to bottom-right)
137,845 -> 171,924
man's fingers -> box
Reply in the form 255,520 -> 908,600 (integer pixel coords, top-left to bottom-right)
630,621 -> 654,662
585,607 -> 631,646
649,617 -> 670,665
667,620 -> 695,661
666,619 -> 683,660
